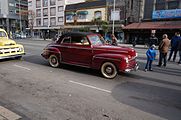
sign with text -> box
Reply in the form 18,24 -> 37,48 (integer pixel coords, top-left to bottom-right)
152,9 -> 181,19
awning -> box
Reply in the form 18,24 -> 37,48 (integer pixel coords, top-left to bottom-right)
65,12 -> 75,15
123,21 -> 181,30
77,11 -> 88,15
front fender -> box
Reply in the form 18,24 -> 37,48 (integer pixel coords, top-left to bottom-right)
92,53 -> 127,70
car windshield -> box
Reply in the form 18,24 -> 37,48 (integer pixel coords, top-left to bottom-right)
88,35 -> 103,45
0,31 -> 7,37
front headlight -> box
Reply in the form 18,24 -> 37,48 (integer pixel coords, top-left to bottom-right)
19,47 -> 24,52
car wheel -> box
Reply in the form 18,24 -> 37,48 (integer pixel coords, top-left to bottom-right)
101,62 -> 117,79
49,54 -> 60,68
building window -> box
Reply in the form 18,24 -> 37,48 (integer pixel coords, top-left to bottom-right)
36,9 -> 41,17
43,8 -> 48,16
36,19 -> 41,26
36,0 -> 41,8
168,1 -> 179,9
50,7 -> 56,16
43,18 -> 48,26
58,17 -> 63,22
50,17 -> 56,26
43,0 -> 48,7
50,0 -> 56,6
77,11 -> 88,20
94,11 -> 102,19
66,15 -> 74,21
58,6 -> 64,12
28,1 -> 32,6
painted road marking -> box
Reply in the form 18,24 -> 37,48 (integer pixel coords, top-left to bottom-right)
0,106 -> 22,120
13,64 -> 31,71
69,80 -> 112,93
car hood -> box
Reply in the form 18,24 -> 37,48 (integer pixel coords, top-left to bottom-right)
93,45 -> 137,57
0,38 -> 16,46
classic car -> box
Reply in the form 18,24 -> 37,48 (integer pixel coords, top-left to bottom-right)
0,28 -> 25,59
41,32 -> 138,79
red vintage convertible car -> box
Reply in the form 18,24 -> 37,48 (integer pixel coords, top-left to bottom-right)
41,32 -> 138,79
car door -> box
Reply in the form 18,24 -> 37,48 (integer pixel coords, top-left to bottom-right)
59,36 -> 72,62
69,35 -> 93,67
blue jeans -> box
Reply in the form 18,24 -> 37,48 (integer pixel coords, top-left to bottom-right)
168,48 -> 178,61
179,50 -> 181,63
145,59 -> 153,70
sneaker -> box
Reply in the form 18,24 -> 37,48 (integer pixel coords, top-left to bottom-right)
149,69 -> 153,71
144,69 -> 147,72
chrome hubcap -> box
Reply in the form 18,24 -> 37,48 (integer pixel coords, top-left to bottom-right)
105,67 -> 112,74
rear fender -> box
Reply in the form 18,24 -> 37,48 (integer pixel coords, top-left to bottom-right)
92,53 -> 127,70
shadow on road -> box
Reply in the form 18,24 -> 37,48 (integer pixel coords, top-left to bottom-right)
111,82 -> 181,120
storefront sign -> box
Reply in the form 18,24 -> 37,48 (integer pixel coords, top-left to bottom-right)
152,9 -> 181,19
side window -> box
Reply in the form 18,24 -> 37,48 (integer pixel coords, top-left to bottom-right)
71,36 -> 89,45
62,36 -> 71,43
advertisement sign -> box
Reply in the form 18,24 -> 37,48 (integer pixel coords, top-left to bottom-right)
152,9 -> 181,19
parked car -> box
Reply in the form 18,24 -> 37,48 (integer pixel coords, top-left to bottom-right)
0,28 -> 25,59
41,32 -> 138,79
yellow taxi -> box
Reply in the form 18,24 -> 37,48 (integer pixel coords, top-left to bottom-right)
0,28 -> 25,59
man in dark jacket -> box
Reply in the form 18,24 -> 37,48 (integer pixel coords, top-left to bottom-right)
168,32 -> 180,62
149,34 -> 158,47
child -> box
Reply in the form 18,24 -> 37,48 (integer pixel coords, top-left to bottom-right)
145,44 -> 156,72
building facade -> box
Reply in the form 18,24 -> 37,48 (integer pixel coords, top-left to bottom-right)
124,0 -> 181,44
28,0 -> 66,39
0,0 -> 28,35
65,0 -> 107,32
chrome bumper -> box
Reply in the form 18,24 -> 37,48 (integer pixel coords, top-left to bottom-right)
124,63 -> 139,72
0,53 -> 25,60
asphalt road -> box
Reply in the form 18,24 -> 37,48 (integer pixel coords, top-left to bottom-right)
0,39 -> 181,120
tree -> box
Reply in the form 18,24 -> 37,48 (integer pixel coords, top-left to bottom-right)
28,10 -> 35,37
92,17 -> 108,35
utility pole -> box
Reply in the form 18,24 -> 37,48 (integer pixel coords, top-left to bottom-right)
112,0 -> 116,34
19,0 -> 22,34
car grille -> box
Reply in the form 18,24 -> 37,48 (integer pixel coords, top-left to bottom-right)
0,47 -> 20,55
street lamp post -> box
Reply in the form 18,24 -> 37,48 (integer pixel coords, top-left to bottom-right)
112,0 -> 116,34
19,0 -> 22,34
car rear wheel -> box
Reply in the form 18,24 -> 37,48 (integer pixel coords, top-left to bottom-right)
49,54 -> 60,68
101,62 -> 117,79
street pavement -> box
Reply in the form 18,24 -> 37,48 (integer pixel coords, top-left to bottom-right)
0,38 -> 181,120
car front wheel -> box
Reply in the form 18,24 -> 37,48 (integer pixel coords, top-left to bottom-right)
49,54 -> 60,68
101,62 -> 117,79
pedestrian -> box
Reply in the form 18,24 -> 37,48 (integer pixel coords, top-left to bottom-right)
149,34 -> 158,47
132,36 -> 137,47
157,34 -> 170,67
168,32 -> 180,62
144,44 -> 157,72
178,36 -> 181,64
111,34 -> 118,46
